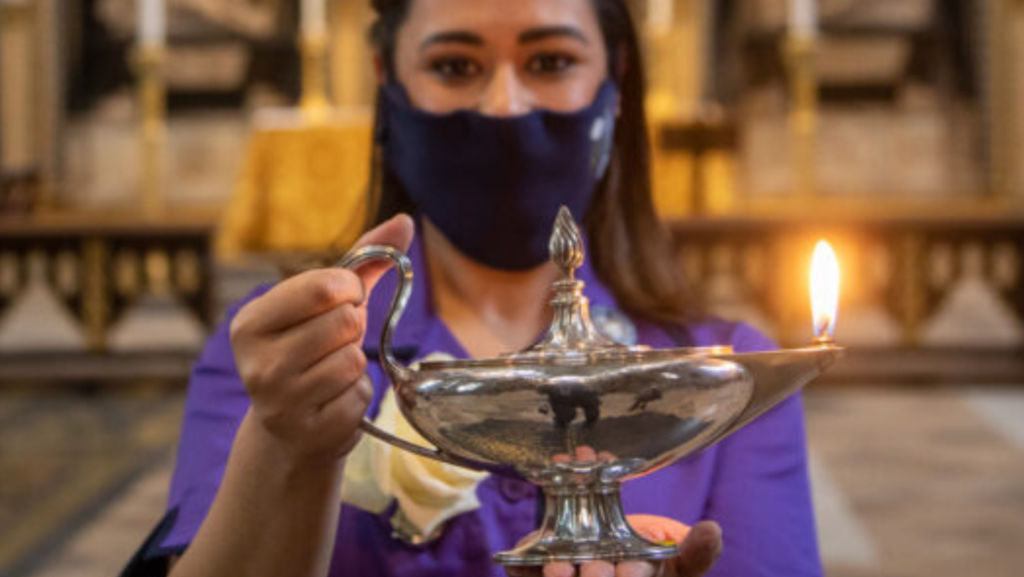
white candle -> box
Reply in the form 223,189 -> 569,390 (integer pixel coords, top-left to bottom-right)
647,0 -> 673,33
788,0 -> 817,38
137,0 -> 165,46
302,0 -> 327,37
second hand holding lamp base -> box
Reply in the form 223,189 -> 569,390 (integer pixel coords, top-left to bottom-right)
337,207 -> 842,566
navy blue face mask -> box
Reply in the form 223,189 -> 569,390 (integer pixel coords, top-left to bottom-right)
378,82 -> 618,270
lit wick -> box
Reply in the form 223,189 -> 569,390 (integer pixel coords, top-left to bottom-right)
810,240 -> 840,345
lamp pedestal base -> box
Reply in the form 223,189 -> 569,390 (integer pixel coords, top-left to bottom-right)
495,481 -> 678,566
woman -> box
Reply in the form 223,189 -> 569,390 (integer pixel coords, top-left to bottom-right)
123,1 -> 821,576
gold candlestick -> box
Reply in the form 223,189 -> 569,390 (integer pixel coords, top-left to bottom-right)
134,44 -> 166,217
785,34 -> 818,199
300,33 -> 331,120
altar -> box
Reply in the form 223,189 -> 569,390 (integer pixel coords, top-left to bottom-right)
2,0 -> 1024,381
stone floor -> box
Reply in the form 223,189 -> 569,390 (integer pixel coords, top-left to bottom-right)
807,386 -> 1024,577
1,383 -> 1022,577
0,386 -> 184,577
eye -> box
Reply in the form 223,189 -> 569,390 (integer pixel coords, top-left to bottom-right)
526,53 -> 579,75
428,56 -> 483,81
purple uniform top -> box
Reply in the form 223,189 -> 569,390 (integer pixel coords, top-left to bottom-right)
126,237 -> 822,577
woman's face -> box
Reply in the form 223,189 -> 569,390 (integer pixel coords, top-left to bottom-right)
390,0 -> 609,115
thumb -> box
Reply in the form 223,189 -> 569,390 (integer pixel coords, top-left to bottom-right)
670,521 -> 722,577
345,213 -> 416,299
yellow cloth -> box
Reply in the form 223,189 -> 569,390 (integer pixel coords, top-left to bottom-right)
341,353 -> 491,539
217,110 -> 374,257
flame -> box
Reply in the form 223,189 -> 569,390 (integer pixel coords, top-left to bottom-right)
810,240 -> 840,341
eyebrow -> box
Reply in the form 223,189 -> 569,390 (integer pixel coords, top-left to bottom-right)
419,25 -> 590,53
518,25 -> 589,45
420,31 -> 484,52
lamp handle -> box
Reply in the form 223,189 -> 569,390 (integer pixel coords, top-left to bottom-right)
334,245 -> 475,469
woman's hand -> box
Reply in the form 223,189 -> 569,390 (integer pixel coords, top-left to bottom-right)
229,215 -> 415,462
508,516 -> 722,577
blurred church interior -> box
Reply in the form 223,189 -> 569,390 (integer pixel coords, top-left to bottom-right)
1,1 -> 1023,576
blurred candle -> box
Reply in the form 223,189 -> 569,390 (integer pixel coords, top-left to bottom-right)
647,0 -> 673,34
788,0 -> 817,38
137,0 -> 165,46
810,240 -> 839,343
302,0 -> 327,37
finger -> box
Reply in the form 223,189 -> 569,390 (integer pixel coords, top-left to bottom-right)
296,343 -> 368,408
310,374 -> 375,454
580,561 -> 615,577
344,214 -> 415,297
235,268 -> 364,336
575,446 -> 597,463
352,213 -> 415,252
543,563 -> 575,577
276,303 -> 366,374
615,561 -> 656,577
672,521 -> 722,577
628,515 -> 690,545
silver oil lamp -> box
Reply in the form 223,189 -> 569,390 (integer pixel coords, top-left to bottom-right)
338,207 -> 843,567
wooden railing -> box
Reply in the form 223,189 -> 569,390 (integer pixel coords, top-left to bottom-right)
1,211 -> 1022,384
0,214 -> 216,354
669,213 -> 1024,348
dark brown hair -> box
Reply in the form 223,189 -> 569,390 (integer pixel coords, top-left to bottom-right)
359,0 -> 696,324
